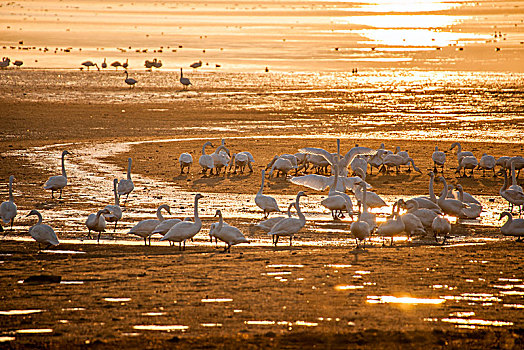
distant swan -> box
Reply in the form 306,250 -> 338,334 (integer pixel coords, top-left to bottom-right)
432,215 -> 451,244
111,61 -> 122,70
268,191 -> 307,246
124,70 -> 137,87
179,153 -> 193,174
450,142 -> 474,166
117,157 -> 134,205
160,194 -> 204,250
499,170 -> 524,214
0,175 -> 17,231
44,150 -> 71,199
437,177 -> 466,218
432,146 -> 446,173
478,153 -> 496,177
376,200 -> 405,246
27,210 -> 59,249
198,141 -> 215,175
209,209 -> 249,252
255,170 -> 281,218
180,68 -> 191,89
81,61 -> 99,71
86,208 -> 111,243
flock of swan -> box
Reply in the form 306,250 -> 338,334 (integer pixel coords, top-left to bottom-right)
1,140 -> 523,251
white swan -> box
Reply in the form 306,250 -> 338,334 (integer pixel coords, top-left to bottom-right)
456,155 -> 478,177
432,146 -> 446,173
124,70 -> 137,88
321,164 -> 353,220
350,218 -> 370,248
198,141 -> 214,175
211,144 -> 230,175
368,149 -> 386,175
255,170 -> 281,218
499,211 -> 524,241
129,204 -> 171,245
499,170 -> 524,214
397,199 -> 425,238
44,150 -> 71,199
453,185 -> 482,219
27,210 -> 59,249
179,153 -> 193,174
160,194 -> 204,250
351,156 -> 368,177
432,215 -> 451,244
267,155 -> 296,177
180,68 -> 191,89
509,159 -> 524,193
253,202 -> 294,233
209,209 -> 249,252
268,191 -> 307,246
117,157 -> 134,205
354,184 -> 386,209
450,142 -> 474,166
86,208 -> 111,243
356,181 -> 376,231
478,153 -> 496,177
0,175 -> 17,231
376,200 -> 405,246
437,177 -> 466,218
404,199 -> 438,231
228,153 -> 250,174
381,154 -> 421,174
103,179 -> 122,232
452,184 -> 481,205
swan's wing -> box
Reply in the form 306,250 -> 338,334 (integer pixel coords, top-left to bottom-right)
341,147 -> 378,168
289,174 -> 333,191
340,176 -> 371,192
299,147 -> 335,166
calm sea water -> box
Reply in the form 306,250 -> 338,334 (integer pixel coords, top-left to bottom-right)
1,0 -> 523,72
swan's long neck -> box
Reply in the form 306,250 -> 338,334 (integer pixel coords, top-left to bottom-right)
193,196 -> 201,225
61,153 -> 67,178
407,200 -> 419,212
336,139 -> 341,159
202,143 -> 210,155
126,159 -> 132,180
8,176 -> 14,202
295,194 -> 305,223
457,186 -> 464,202
501,212 -> 512,229
362,185 -> 369,213
215,145 -> 228,155
95,210 -> 105,220
435,146 -> 439,152
429,174 -> 437,203
287,203 -> 294,217
500,171 -> 509,193
330,165 -> 339,195
35,212 -> 43,225
157,205 -> 168,221
439,178 -> 448,202
258,171 -> 265,195
217,211 -> 223,231
180,68 -> 183,78
113,180 -> 119,206
511,161 -> 518,186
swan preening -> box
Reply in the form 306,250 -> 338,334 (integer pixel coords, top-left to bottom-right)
0,175 -> 17,231
86,208 -> 111,243
27,210 -> 59,249
44,150 -> 71,199
209,209 -> 249,252
179,153 -> 193,174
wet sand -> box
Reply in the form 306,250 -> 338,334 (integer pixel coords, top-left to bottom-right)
1,75 -> 524,348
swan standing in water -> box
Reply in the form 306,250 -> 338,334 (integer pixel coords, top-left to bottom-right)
432,215 -> 451,244
255,170 -> 281,218
355,181 -> 377,231
321,164 -> 354,219
180,68 -> 191,90
397,199 -> 426,239
0,175 -> 17,231
456,155 -> 478,178
409,172 -> 443,213
86,208 -> 111,243
161,194 -> 204,250
128,204 -> 171,246
209,209 -> 249,253
103,179 -> 122,232
101,58 -> 107,69
253,202 -> 294,233
118,158 -> 134,205
27,210 -> 59,249
179,153 -> 193,174
454,184 -> 482,219
44,150 -> 71,199
376,199 -> 405,246
124,70 -> 137,88
111,61 -> 122,70
81,61 -> 99,71
268,191 -> 307,247
499,211 -> 524,241
437,177 -> 466,218
404,199 -> 438,231
432,146 -> 446,173
499,170 -> 524,214
199,141 -> 215,175
228,153 -> 250,174
450,142 -> 474,166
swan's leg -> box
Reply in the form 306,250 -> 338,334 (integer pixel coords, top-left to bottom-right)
183,240 -> 186,251
59,189 -> 63,199
274,235 -> 279,246
390,237 -> 393,246
114,221 -> 118,232
87,229 -> 92,239
289,236 -> 292,247
10,218 -> 14,231
97,232 -> 101,244
149,236 -> 152,246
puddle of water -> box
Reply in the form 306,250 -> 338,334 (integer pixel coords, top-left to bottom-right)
133,325 -> 188,332
104,298 -> 131,302
201,323 -> 223,327
367,296 -> 445,305
492,284 -> 524,289
265,272 -> 292,276
60,281 -> 84,285
335,285 -> 364,291
15,329 -> 53,334
0,337 -> 15,342
233,309 -> 243,313
431,285 -> 455,290
121,332 -> 141,337
355,271 -> 371,275
0,309 -> 44,316
62,307 -> 85,311
294,321 -> 318,327
441,318 -> 514,327
245,320 -> 275,325
449,312 -> 475,317
503,304 -> 524,309
201,298 -> 233,303
40,250 -> 86,254
498,278 -> 522,282
499,291 -> 524,296
441,294 -> 502,302
141,312 -> 166,316
325,264 -> 352,268
266,264 -> 304,268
